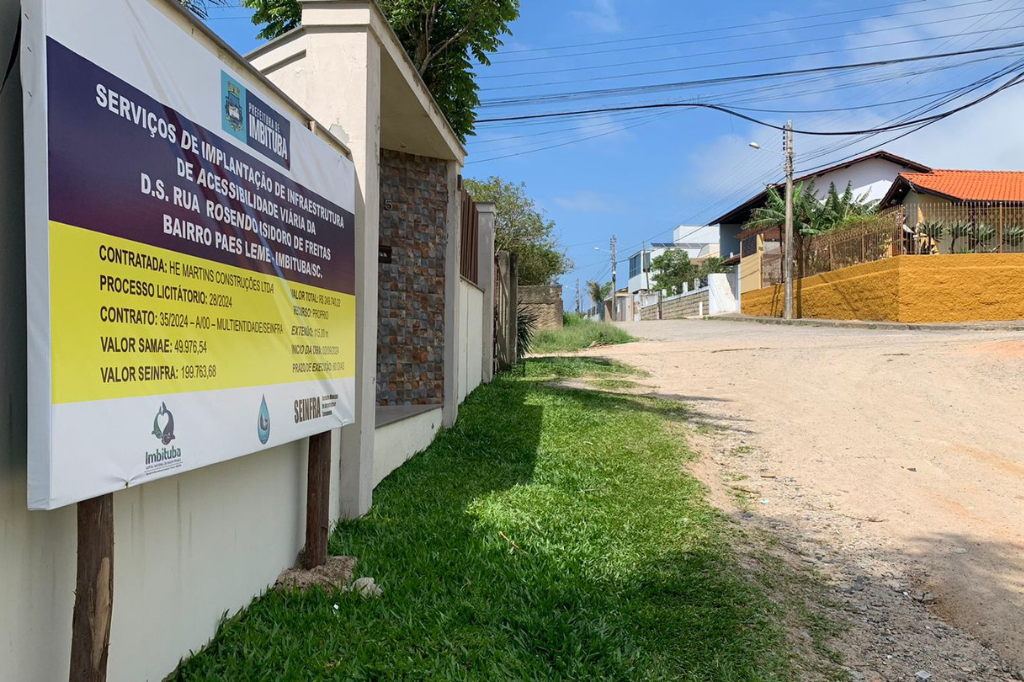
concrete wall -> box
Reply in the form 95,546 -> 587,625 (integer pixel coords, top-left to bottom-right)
742,254 -> 1024,322
740,247 -> 762,294
377,150 -> 448,406
640,273 -> 736,320
459,280 -> 485,402
662,290 -> 710,319
899,254 -> 1024,322
720,223 -> 744,262
372,408 -> 442,488
1,3 -> 346,679
519,284 -> 563,330
708,273 -> 739,314
743,258 -> 900,321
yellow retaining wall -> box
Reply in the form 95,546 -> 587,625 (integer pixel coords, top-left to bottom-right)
899,254 -> 1024,323
741,254 -> 1024,323
742,258 -> 901,320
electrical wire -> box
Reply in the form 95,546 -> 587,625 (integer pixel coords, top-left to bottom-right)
493,0 -> 989,61
481,8 -> 1023,83
480,39 -> 1024,108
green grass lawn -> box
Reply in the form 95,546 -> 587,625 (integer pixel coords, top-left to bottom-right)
171,358 -> 795,681
529,316 -> 635,354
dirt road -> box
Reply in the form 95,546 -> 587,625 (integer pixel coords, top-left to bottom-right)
586,320 -> 1024,679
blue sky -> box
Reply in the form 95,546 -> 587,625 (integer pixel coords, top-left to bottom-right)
204,0 -> 1024,303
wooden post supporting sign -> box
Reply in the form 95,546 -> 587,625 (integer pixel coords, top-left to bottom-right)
70,494 -> 114,682
303,431 -> 332,569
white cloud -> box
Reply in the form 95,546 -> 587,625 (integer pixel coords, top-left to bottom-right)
571,0 -> 621,33
553,190 -> 625,212
889,85 -> 1024,170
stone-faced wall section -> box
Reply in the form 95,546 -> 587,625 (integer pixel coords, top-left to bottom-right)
377,150 -> 448,406
664,290 -> 709,318
518,285 -> 563,330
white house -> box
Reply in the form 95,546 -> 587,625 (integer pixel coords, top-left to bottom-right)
713,151 -> 932,265
626,225 -> 721,295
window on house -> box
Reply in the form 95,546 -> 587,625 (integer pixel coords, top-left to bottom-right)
629,254 -> 642,278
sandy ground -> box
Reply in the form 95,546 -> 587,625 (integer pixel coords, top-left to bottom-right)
584,320 -> 1024,680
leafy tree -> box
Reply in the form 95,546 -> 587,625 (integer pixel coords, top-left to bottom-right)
649,250 -> 698,295
697,256 -> 727,277
586,281 -> 612,311
241,0 -> 519,141
465,176 -> 570,285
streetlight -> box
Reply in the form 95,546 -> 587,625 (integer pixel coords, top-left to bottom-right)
749,121 -> 794,320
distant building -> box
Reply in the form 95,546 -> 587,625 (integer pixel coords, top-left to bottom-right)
626,225 -> 720,295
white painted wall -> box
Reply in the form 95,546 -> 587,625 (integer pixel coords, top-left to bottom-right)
459,280 -> 485,403
707,273 -> 739,315
373,409 -> 442,488
0,2 -> 343,680
810,157 -> 914,203
1,3 -> 494,680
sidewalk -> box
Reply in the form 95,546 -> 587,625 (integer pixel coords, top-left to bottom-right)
708,314 -> 1024,332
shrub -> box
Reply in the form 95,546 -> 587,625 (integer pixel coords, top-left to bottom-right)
516,306 -> 538,363
1003,225 -> 1024,248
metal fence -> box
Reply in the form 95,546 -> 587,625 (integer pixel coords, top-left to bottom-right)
798,201 -> 1024,278
907,201 -> 1024,255
801,209 -> 905,278
460,187 -> 480,285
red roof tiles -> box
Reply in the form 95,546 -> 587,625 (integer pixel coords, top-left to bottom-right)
899,170 -> 1024,202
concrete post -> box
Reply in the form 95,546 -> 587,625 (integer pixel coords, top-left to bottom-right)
495,252 -> 518,370
442,163 -> 462,428
291,1 -> 381,519
476,202 -> 497,384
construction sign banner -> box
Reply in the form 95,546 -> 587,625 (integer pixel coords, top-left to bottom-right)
22,0 -> 356,509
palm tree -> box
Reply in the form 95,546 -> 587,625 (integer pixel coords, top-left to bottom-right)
586,281 -> 612,317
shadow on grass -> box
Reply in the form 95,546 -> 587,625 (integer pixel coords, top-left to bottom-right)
171,359 -> 794,681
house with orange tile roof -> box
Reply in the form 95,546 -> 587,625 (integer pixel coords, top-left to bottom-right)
881,169 -> 1024,207
739,167 -> 1024,323
880,169 -> 1024,255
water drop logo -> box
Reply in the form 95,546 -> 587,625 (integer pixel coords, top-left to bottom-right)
257,396 -> 271,445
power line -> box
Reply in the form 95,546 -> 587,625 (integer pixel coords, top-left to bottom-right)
475,51 -> 1021,130
482,7 -> 1022,82
480,39 -> 1024,108
494,0 -> 983,60
477,68 -> 1024,136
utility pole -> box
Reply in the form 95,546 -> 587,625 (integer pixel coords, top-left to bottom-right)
575,278 -> 581,314
610,235 -> 617,321
783,120 -> 795,321
642,241 -> 650,291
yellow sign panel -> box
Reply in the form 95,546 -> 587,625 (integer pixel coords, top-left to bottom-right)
49,221 -> 356,404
